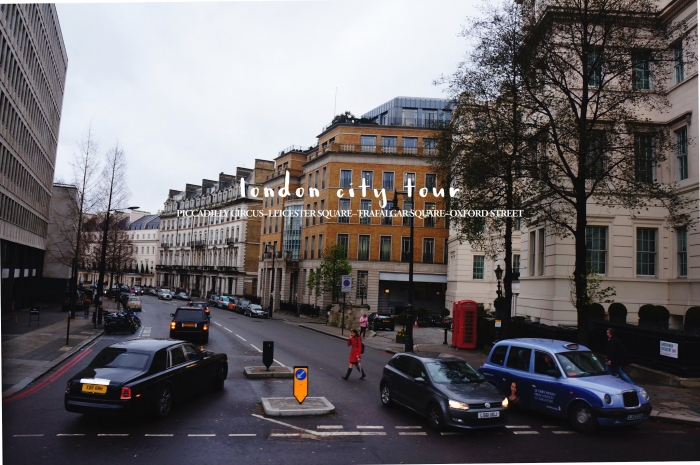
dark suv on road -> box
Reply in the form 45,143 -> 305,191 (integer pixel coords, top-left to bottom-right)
170,307 -> 211,343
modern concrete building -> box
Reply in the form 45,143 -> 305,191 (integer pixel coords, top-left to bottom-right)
0,4 -> 68,312
259,97 -> 455,315
157,162 -> 273,297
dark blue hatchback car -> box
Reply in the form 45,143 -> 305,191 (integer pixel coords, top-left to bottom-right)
479,338 -> 652,433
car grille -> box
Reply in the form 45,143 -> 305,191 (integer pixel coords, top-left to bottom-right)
622,390 -> 640,407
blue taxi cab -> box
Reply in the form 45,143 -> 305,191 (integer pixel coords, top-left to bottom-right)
478,338 -> 652,433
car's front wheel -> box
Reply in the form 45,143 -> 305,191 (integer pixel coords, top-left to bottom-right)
154,386 -> 173,419
569,401 -> 598,433
380,383 -> 393,407
213,363 -> 226,391
427,403 -> 445,432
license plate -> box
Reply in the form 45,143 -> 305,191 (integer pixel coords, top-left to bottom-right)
183,323 -> 196,328
478,411 -> 500,419
627,413 -> 643,421
81,384 -> 107,394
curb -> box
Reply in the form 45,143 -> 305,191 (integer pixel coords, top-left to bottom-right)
2,328 -> 104,399
649,411 -> 700,427
298,324 -> 349,341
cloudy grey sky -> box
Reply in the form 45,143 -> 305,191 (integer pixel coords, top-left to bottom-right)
53,1 -> 479,214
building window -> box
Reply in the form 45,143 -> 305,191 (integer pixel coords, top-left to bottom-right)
512,254 -> 520,279
444,238 -> 449,264
423,138 -> 437,155
401,237 -> 411,262
425,202 -> 436,227
530,231 -> 536,277
425,173 -> 437,191
383,172 -> 395,191
360,135 -> 376,152
677,126 -> 688,181
304,236 -> 308,259
337,234 -> 349,258
320,200 -> 325,224
403,137 -> 418,154
473,255 -> 484,280
382,136 -> 398,154
338,199 -> 350,223
361,170 -> 373,189
318,234 -> 323,258
358,235 -> 370,261
403,172 -> 416,191
423,238 -> 435,264
636,228 -> 656,276
356,270 -> 368,299
514,217 -> 522,230
310,236 -> 315,259
586,226 -> 607,275
673,41 -> 684,84
340,170 -> 352,188
632,52 -> 651,90
360,199 -> 371,224
322,167 -> 326,189
677,227 -> 687,277
380,236 -> 392,261
402,200 -> 413,227
634,134 -> 654,183
538,229 -> 545,276
312,202 -> 317,225
586,131 -> 606,179
381,200 -> 394,226
587,48 -> 602,88
402,109 -> 418,126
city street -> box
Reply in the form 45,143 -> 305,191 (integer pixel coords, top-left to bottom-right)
3,297 -> 699,465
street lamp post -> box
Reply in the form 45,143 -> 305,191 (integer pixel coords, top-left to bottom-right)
494,264 -> 504,343
265,243 -> 276,317
94,206 -> 139,328
391,190 -> 415,353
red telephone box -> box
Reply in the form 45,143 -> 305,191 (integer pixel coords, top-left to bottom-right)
452,300 -> 478,349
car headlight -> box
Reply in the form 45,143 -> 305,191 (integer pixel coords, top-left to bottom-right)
640,389 -> 649,400
448,399 -> 469,410
502,397 -> 509,408
604,394 -> 611,404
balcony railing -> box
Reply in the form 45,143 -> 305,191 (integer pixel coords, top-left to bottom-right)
325,143 -> 439,156
191,240 -> 207,248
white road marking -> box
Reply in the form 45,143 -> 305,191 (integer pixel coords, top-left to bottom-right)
552,431 -> 576,434
214,322 -> 222,326
394,426 -> 423,429
250,344 -> 262,352
505,425 -> 530,429
98,434 -> 129,437
513,431 -> 539,435
236,334 -> 246,341
251,415 -> 384,437
188,434 -> 216,437
228,434 -> 257,437
56,434 -> 85,437
273,359 -> 286,367
145,434 -> 174,437
356,426 -> 384,429
270,433 -> 301,437
542,425 -> 561,428
398,432 -> 427,436
660,431 -> 687,434
13,434 -> 44,437
440,432 -> 464,436
224,328 -> 233,333
317,425 -> 343,429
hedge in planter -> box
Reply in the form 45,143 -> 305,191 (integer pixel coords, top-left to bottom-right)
638,304 -> 670,329
608,302 -> 627,324
586,303 -> 606,319
684,306 -> 700,333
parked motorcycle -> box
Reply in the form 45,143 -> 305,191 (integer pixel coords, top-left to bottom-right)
104,312 -> 137,334
124,310 -> 142,328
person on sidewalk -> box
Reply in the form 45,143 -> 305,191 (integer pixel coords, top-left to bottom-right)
342,329 -> 366,380
359,314 -> 368,338
606,328 -> 634,384
82,297 -> 91,319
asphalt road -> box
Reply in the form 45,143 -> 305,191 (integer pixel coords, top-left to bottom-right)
3,297 -> 699,465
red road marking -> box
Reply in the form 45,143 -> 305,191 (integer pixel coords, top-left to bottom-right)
4,348 -> 93,403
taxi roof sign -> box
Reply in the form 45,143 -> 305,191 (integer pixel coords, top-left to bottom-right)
563,343 -> 579,350
293,366 -> 309,404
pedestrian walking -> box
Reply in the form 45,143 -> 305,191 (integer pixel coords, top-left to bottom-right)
606,328 -> 634,384
82,296 -> 91,318
359,314 -> 368,338
342,329 -> 366,380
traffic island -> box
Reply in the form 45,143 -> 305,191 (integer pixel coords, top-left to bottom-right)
261,397 -> 335,416
244,366 -> 293,378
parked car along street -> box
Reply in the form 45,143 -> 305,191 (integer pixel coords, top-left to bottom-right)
158,290 -> 173,300
478,338 -> 652,433
380,352 -> 508,431
126,296 -> 142,312
369,312 -> 395,331
244,304 -> 268,318
64,339 -> 228,419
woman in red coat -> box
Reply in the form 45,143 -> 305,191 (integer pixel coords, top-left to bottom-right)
342,329 -> 366,380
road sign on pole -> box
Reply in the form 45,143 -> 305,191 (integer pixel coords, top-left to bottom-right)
293,366 -> 308,404
341,275 -> 351,293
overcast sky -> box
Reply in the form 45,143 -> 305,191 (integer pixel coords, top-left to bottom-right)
53,1 -> 479,214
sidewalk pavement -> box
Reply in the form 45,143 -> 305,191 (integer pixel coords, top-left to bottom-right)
1,299 -> 117,398
2,305 -> 698,427
271,310 -> 700,427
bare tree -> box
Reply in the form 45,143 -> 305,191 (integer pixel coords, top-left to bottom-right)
520,0 -> 695,343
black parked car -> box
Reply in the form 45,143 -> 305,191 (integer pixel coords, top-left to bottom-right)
170,307 -> 211,343
64,339 -> 228,419
380,352 -> 508,431
369,313 -> 395,331
236,299 -> 251,314
208,294 -> 220,308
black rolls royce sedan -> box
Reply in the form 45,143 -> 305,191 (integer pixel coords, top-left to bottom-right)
65,339 -> 228,419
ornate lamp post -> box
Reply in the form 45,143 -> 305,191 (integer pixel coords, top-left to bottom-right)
391,190 -> 414,353
494,264 -> 504,342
